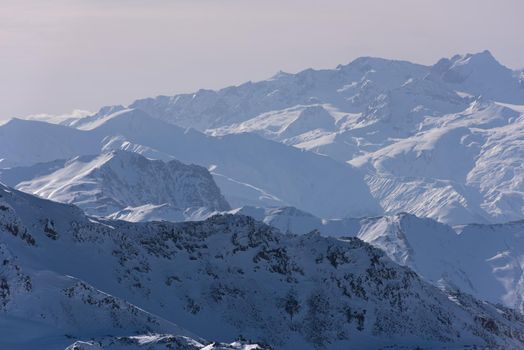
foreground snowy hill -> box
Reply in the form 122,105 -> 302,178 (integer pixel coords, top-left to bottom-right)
0,109 -> 380,219
13,150 -> 230,220
1,184 -> 524,349
234,206 -> 524,312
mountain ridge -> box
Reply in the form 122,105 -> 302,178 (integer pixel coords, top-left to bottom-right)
1,184 -> 524,349
0,109 -> 381,219
15,150 -> 230,219
233,205 -> 524,312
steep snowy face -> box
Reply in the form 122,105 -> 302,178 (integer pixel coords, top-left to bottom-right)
464,114 -> 524,223
350,100 -> 524,224
1,185 -> 524,349
68,105 -> 127,130
0,109 -> 381,219
14,150 -> 230,219
209,105 -> 337,142
361,174 -> 488,225
454,221 -> 524,313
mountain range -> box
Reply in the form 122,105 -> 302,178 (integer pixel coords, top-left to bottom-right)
2,50 -> 524,349
5,50 -> 523,225
2,184 -> 524,349
0,109 -> 380,219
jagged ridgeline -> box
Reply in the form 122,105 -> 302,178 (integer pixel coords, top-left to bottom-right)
2,51 -> 524,349
1,184 -> 524,349
2,51 -> 524,224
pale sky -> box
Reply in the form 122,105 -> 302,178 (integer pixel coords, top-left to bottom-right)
1,0 -> 523,119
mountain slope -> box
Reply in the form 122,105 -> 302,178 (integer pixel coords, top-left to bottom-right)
0,243 -> 192,349
0,184 -> 256,349
1,185 -> 524,349
351,100 -> 524,224
122,50 -> 522,135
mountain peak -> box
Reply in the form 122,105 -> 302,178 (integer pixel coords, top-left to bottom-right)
435,50 -> 508,73
270,70 -> 292,80
16,150 -> 231,218
452,49 -> 504,69
429,50 -> 524,103
452,49 -> 495,60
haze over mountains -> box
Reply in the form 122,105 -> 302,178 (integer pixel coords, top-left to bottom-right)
0,108 -> 380,219
2,50 -> 524,349
3,50 -> 523,225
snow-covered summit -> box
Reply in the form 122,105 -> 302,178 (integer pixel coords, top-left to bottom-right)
15,150 -> 230,219
432,50 -> 524,103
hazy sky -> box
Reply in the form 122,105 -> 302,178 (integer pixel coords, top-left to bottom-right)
1,0 -> 523,119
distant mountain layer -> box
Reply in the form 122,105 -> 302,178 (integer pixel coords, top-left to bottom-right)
126,50 -> 523,131
1,184 -> 524,349
10,50 -> 523,225
0,109 -> 381,219
13,150 -> 229,220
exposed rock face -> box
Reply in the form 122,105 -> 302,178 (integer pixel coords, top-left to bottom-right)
1,184 -> 524,349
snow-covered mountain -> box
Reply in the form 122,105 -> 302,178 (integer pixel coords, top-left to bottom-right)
351,214 -> 524,314
232,206 -> 524,312
0,184 -> 266,350
431,50 -> 524,104
205,53 -> 524,225
5,48 -> 524,349
351,100 -> 524,224
0,109 -> 380,219
12,150 -> 229,220
1,184 -> 524,349
19,50 -> 523,225
118,50 -> 523,135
